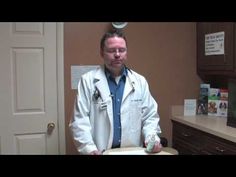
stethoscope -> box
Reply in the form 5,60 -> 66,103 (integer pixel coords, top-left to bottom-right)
128,75 -> 135,93
126,66 -> 135,93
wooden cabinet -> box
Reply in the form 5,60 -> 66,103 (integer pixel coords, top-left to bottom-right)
172,120 -> 236,155
197,23 -> 236,127
197,22 -> 236,78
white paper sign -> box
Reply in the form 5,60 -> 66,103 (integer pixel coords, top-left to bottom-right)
71,65 -> 99,90
184,99 -> 197,116
205,31 -> 224,56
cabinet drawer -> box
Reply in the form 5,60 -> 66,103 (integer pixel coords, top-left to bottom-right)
203,135 -> 236,155
173,121 -> 202,148
172,120 -> 236,155
173,136 -> 201,155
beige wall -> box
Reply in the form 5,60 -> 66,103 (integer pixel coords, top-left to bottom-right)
64,22 -> 201,154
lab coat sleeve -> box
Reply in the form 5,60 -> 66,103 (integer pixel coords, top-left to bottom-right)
69,76 -> 97,154
140,78 -> 161,143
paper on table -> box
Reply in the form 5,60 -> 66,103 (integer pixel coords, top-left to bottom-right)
107,149 -> 147,155
104,149 -> 173,155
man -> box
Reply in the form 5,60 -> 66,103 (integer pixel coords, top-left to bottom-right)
69,29 -> 162,155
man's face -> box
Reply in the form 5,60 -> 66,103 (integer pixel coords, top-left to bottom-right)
101,36 -> 127,72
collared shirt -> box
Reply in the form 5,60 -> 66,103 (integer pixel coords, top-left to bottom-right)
105,66 -> 127,148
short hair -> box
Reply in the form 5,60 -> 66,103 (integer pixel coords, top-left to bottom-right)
100,29 -> 127,50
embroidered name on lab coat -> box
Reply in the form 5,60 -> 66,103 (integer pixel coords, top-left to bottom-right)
131,99 -> 142,102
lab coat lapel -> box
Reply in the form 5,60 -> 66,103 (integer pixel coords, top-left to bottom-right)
94,67 -> 110,101
94,67 -> 114,148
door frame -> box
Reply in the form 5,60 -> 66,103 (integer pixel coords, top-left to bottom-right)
57,23 -> 65,154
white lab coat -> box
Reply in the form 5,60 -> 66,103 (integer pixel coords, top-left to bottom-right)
69,65 -> 161,154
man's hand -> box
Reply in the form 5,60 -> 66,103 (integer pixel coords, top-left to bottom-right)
145,141 -> 163,153
152,142 -> 162,153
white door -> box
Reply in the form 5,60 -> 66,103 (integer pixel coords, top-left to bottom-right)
0,22 -> 60,154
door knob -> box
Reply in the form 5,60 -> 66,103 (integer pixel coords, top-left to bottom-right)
47,122 -> 55,134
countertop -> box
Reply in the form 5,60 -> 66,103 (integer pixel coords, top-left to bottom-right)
171,115 -> 236,143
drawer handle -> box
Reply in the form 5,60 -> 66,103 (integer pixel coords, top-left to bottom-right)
181,132 -> 191,137
215,146 -> 225,153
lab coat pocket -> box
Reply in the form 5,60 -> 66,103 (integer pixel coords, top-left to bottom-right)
91,98 -> 108,123
126,103 -> 142,146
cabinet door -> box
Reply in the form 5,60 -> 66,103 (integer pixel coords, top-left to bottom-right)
172,121 -> 203,154
197,22 -> 234,72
